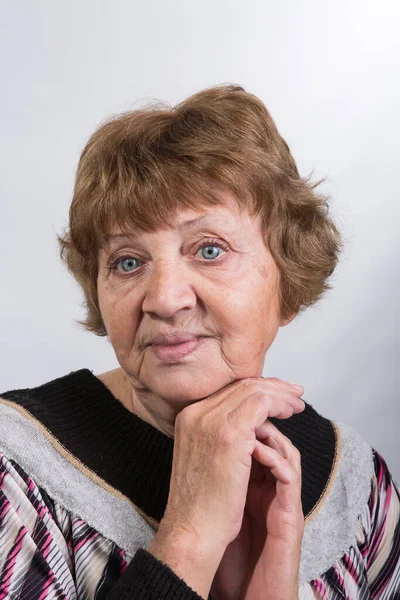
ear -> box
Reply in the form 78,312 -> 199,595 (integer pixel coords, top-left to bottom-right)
280,311 -> 297,327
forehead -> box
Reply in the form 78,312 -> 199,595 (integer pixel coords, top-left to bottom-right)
105,192 -> 261,242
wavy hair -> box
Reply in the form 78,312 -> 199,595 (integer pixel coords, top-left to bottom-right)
58,83 -> 343,336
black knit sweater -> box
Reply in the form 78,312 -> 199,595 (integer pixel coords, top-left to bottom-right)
0,368 -> 337,599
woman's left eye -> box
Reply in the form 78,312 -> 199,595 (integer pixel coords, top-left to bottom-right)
196,241 -> 228,260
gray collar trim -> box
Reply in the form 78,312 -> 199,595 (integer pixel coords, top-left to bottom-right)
0,401 -> 374,583
299,420 -> 374,583
0,401 -> 155,556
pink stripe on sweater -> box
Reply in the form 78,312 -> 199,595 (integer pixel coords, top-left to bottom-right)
75,529 -> 99,553
0,527 -> 27,599
37,571 -> 54,600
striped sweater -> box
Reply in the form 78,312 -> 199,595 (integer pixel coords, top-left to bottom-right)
0,368 -> 399,599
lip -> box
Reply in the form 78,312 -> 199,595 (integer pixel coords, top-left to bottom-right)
148,331 -> 205,346
151,336 -> 207,362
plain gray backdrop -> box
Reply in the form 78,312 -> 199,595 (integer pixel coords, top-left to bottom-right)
1,1 -> 399,478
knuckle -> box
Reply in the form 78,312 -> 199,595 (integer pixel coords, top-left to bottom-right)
280,431 -> 293,445
266,376 -> 281,384
251,391 -> 270,412
277,512 -> 302,536
217,424 -> 236,447
288,442 -> 301,464
291,443 -> 300,458
286,473 -> 296,486
176,404 -> 197,429
175,405 -> 187,423
293,461 -> 303,482
239,377 -> 257,390
290,444 -> 301,461
211,414 -> 236,447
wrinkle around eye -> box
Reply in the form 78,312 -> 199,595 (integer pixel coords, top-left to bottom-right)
115,256 -> 141,273
106,239 -> 231,273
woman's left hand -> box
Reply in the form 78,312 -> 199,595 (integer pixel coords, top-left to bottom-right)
210,420 -> 304,600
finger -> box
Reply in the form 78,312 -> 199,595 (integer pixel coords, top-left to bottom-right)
255,420 -> 302,469
261,376 -> 304,398
206,377 -> 304,414
249,454 -> 265,484
253,440 -> 302,510
228,389 -> 305,433
252,440 -> 293,483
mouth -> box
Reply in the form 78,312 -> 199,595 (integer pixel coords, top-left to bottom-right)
150,336 -> 207,362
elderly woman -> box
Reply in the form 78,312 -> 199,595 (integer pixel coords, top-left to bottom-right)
0,84 -> 399,600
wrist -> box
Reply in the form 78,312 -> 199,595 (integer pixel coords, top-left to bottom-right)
148,519 -> 226,599
246,536 -> 301,600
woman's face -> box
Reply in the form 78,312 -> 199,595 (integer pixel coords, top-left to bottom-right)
97,191 -> 295,404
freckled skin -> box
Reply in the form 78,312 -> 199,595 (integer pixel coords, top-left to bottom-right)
97,192 -> 296,436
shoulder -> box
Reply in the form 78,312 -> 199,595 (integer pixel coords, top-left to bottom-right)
0,367 -> 125,419
280,402 -> 376,584
0,370 -> 157,557
271,402 -> 374,519
0,450 -> 133,597
361,448 -> 400,560
300,445 -> 400,596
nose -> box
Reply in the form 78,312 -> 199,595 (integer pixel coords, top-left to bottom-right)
142,260 -> 197,318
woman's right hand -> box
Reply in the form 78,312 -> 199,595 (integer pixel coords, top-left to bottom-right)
147,377 -> 305,599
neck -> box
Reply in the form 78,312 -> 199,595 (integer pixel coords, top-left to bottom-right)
130,388 -> 178,438
113,368 -> 190,438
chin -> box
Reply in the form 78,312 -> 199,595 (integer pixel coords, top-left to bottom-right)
144,368 -> 232,404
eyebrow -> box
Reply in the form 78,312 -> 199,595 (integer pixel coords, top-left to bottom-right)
104,214 -> 229,246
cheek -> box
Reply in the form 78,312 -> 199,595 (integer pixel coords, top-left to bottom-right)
216,273 -> 281,348
220,273 -> 279,322
98,283 -> 139,340
97,283 -> 115,326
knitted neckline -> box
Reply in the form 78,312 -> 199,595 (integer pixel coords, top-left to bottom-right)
1,368 -> 336,522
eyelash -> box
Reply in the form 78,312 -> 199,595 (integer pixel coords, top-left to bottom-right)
106,238 -> 230,274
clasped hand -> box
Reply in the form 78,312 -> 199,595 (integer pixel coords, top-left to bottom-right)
211,416 -> 304,600
149,377 -> 305,600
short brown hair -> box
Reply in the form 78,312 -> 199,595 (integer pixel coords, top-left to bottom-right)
58,83 -> 342,336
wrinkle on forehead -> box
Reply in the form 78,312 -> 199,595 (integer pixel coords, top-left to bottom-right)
102,193 -> 262,250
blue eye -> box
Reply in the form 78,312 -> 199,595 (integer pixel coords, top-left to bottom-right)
198,245 -> 225,260
116,257 -> 140,272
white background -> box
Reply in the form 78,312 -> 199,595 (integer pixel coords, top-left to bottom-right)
1,1 -> 399,478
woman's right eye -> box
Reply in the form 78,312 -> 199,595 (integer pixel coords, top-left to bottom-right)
110,256 -> 141,273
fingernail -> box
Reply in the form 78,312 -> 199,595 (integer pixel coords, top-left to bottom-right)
289,383 -> 304,392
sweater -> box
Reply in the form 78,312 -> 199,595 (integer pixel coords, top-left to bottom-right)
0,368 -> 399,599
